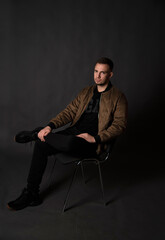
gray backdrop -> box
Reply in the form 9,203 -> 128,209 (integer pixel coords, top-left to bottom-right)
1,0 -> 164,156
1,1 -> 165,240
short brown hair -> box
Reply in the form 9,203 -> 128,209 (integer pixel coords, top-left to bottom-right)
95,57 -> 114,71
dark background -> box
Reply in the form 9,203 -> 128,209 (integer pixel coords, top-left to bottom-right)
1,0 -> 165,240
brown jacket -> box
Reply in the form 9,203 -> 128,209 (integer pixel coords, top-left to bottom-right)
50,84 -> 128,154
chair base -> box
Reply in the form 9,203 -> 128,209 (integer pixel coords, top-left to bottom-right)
62,159 -> 106,213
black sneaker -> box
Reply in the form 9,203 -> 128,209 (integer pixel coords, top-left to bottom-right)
7,188 -> 42,211
14,127 -> 43,143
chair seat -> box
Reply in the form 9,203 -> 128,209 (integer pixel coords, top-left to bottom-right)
55,152 -> 99,164
55,139 -> 115,164
55,153 -> 81,164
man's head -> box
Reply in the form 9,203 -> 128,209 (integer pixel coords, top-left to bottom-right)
94,57 -> 114,86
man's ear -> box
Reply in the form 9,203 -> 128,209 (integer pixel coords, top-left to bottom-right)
109,72 -> 113,78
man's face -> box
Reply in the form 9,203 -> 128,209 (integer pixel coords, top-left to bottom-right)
94,63 -> 113,86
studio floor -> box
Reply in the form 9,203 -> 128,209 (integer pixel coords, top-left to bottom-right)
1,145 -> 165,240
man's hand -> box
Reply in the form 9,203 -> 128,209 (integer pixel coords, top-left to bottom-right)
76,133 -> 96,143
38,126 -> 51,142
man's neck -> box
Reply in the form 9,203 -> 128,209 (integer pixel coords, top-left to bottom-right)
97,82 -> 109,93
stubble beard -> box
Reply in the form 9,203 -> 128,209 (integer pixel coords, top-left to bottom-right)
95,79 -> 109,86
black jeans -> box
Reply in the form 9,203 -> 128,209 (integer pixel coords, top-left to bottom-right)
27,127 -> 97,192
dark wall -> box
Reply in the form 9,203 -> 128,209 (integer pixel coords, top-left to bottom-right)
1,0 -> 165,154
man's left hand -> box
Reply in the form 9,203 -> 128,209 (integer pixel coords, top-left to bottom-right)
76,133 -> 96,143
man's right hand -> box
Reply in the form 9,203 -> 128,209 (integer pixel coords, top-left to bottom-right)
38,126 -> 51,142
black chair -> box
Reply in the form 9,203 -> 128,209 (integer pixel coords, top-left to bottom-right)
49,140 -> 115,213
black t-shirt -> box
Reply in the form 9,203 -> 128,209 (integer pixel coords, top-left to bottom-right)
73,88 -> 101,136
73,82 -> 112,136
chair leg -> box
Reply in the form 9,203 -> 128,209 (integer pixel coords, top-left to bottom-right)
97,162 -> 106,205
62,162 -> 80,213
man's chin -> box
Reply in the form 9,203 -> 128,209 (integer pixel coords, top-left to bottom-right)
96,82 -> 105,86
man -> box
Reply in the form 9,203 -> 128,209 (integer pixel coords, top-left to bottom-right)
7,57 -> 128,211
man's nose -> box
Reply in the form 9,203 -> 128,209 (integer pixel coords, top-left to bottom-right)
98,72 -> 101,78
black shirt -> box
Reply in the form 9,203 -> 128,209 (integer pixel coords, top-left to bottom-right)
73,87 -> 101,136
71,82 -> 112,142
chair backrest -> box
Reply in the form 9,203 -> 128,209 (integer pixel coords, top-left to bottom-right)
98,139 -> 116,162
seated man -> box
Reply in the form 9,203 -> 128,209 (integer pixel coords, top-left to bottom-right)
7,57 -> 128,211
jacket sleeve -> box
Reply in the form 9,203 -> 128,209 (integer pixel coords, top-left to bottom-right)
99,93 -> 128,143
48,88 -> 84,129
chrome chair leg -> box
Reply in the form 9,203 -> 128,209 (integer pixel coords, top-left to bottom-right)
62,161 -> 80,213
97,161 -> 106,205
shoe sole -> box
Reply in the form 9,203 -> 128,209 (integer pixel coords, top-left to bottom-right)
7,204 -> 16,211
7,200 -> 43,211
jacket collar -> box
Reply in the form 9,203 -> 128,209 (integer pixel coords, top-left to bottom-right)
93,81 -> 113,94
